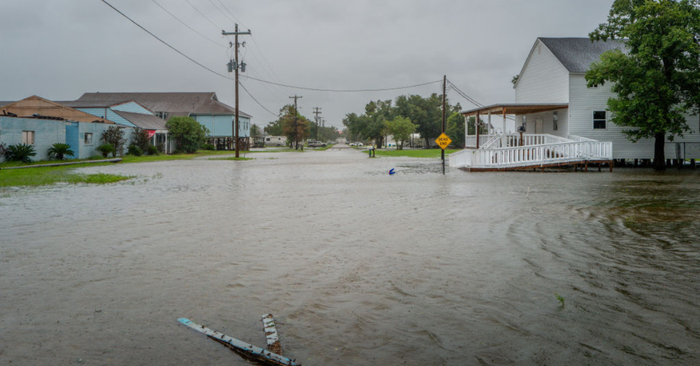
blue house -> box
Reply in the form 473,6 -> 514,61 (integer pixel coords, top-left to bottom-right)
0,96 -> 134,161
72,92 -> 252,150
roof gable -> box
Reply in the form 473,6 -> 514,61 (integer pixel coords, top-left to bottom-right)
75,92 -> 252,118
538,37 -> 627,73
1,96 -> 115,123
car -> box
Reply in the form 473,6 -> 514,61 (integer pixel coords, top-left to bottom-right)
308,141 -> 327,148
356,142 -> 364,146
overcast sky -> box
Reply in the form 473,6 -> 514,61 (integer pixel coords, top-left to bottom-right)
0,0 -> 614,129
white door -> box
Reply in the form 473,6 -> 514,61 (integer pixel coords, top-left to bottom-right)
535,118 -> 544,134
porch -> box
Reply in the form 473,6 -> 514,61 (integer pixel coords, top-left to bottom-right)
451,103 -> 613,171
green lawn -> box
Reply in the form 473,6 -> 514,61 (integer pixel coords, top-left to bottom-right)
208,157 -> 254,161
372,148 -> 459,158
0,166 -> 133,188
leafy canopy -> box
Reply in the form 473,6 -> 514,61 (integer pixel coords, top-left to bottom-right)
586,0 -> 700,168
166,116 -> 210,153
384,116 -> 416,150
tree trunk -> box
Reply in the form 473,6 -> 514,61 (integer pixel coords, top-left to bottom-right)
653,132 -> 666,171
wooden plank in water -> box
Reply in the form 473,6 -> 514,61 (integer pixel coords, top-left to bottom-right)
178,318 -> 300,366
262,314 -> 283,355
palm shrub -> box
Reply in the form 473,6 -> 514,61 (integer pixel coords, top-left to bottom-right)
5,143 -> 36,163
96,143 -> 116,158
47,143 -> 75,160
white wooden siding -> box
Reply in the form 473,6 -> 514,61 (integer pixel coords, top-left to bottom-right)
518,108 -> 569,138
568,74 -> 700,159
515,40 -> 570,104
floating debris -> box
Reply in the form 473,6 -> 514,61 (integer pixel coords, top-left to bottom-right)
178,318 -> 300,366
262,314 -> 283,355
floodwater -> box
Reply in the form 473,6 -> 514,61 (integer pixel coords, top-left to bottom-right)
1,145 -> 699,365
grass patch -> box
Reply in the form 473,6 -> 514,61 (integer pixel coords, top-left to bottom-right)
248,148 -> 303,153
373,149 -> 459,158
0,166 -> 134,187
208,157 -> 253,161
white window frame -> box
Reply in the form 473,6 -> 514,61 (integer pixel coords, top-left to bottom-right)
593,111 -> 606,129
22,131 -> 35,145
84,132 -> 93,145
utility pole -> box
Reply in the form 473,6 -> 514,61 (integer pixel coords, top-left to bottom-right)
289,95 -> 302,149
442,75 -> 447,175
313,107 -> 322,141
222,24 -> 251,158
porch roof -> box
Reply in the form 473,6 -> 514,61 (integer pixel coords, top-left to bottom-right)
461,103 -> 568,116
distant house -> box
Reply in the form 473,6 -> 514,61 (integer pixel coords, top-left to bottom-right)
73,92 -> 252,150
450,37 -> 700,170
58,99 -> 172,153
0,96 -> 133,161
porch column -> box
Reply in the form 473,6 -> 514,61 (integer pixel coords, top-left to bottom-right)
476,111 -> 480,149
464,114 -> 469,148
502,108 -> 507,146
488,111 -> 492,135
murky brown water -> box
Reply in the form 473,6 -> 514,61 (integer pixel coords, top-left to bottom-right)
1,146 -> 699,365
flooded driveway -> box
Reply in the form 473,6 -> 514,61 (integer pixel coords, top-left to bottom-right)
1,147 -> 699,365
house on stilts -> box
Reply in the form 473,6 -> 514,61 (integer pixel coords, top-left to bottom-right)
449,37 -> 700,171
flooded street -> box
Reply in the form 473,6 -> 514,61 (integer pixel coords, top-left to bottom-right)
1,147 -> 699,365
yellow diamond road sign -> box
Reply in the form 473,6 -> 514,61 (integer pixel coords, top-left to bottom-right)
436,133 -> 452,150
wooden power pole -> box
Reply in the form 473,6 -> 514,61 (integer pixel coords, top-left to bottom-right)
313,107 -> 322,140
442,75 -> 447,174
222,24 -> 251,158
290,95 -> 302,149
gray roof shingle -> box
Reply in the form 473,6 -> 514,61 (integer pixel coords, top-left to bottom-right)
113,110 -> 168,130
75,92 -> 252,118
539,37 -> 627,73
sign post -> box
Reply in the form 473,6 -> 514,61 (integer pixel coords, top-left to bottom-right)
436,133 -> 452,175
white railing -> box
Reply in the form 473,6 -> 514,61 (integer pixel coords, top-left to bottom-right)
449,140 -> 613,169
480,133 -> 504,149
567,134 -> 597,142
465,135 -> 495,148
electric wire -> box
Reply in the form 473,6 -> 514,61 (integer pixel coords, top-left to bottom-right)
150,0 -> 226,48
208,0 -> 237,25
239,81 -> 278,117
241,75 -> 442,93
448,79 -> 516,121
185,0 -> 223,31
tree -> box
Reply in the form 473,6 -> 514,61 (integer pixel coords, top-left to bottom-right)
276,105 -> 310,149
385,116 -> 416,150
586,0 -> 700,170
166,116 -> 210,153
101,126 -> 127,156
47,143 -> 75,160
264,120 -> 285,136
446,112 -> 465,148
250,124 -> 262,137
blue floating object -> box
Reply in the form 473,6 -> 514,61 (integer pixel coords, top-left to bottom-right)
389,168 -> 395,175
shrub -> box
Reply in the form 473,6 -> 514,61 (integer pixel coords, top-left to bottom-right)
5,143 -> 36,163
127,143 -> 143,156
101,126 -> 127,156
147,145 -> 159,155
132,127 -> 152,152
202,143 -> 216,151
47,143 -> 75,160
96,143 -> 116,158
166,116 -> 210,153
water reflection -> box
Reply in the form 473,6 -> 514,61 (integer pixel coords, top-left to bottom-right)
1,150 -> 699,365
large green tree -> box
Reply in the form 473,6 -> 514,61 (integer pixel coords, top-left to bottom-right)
277,105 -> 310,149
586,0 -> 700,170
384,116 -> 416,150
166,116 -> 210,153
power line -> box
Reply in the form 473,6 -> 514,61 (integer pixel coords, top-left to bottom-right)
185,0 -> 223,31
239,81 -> 278,117
217,0 -> 243,25
208,0 -> 237,25
101,0 -> 232,80
150,0 -> 226,48
241,74 -> 442,93
448,79 -> 515,121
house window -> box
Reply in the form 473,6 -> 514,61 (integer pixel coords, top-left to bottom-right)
593,111 -> 606,129
155,111 -> 168,120
22,131 -> 35,145
266,137 -> 270,141
553,111 -> 558,131
84,133 -> 93,145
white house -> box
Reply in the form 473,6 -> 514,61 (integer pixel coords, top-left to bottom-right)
450,37 -> 700,170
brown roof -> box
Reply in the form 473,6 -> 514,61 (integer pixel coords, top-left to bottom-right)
76,92 -> 252,118
113,110 -> 167,130
462,103 -> 569,116
1,96 -> 115,124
